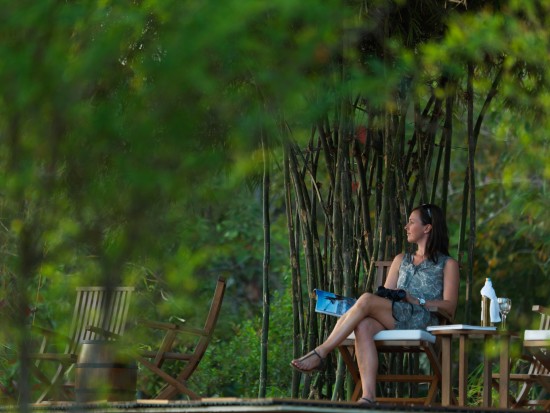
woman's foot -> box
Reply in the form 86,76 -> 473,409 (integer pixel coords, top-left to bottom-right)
357,397 -> 376,406
290,349 -> 325,374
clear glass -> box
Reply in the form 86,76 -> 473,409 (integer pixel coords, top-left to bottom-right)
498,297 -> 512,330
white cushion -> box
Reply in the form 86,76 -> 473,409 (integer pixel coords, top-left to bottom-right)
346,329 -> 436,344
524,330 -> 550,341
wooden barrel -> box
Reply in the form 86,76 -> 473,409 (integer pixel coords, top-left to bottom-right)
75,340 -> 137,402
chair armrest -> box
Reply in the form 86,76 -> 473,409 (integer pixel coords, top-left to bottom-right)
29,353 -> 77,363
532,305 -> 550,316
31,325 -> 71,342
427,306 -> 453,324
86,326 -> 122,340
139,319 -> 207,337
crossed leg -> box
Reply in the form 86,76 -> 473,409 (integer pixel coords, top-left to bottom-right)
290,293 -> 395,377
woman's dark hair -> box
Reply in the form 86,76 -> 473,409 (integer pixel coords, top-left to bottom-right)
412,203 -> 450,261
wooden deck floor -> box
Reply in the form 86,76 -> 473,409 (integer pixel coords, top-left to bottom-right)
1,398 -> 515,413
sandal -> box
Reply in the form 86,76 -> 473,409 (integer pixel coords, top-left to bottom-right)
358,397 -> 376,407
290,349 -> 326,374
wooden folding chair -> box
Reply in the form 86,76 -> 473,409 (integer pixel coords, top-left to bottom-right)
136,277 -> 226,400
337,261 -> 454,405
30,286 -> 134,403
493,305 -> 550,409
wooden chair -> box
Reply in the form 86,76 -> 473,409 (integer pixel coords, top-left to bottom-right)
30,286 -> 134,403
135,277 -> 226,400
492,305 -> 550,409
337,260 -> 454,405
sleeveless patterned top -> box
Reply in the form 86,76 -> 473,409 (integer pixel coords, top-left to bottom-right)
392,252 -> 450,329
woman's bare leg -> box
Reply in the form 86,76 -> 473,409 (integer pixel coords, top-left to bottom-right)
354,317 -> 386,401
291,293 -> 394,371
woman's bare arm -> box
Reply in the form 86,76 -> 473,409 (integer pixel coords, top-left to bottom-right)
438,258 -> 460,316
405,258 -> 460,317
383,253 -> 405,289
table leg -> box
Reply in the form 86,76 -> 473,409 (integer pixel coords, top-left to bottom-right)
441,336 -> 452,406
499,335 -> 510,408
458,334 -> 468,406
482,335 -> 493,407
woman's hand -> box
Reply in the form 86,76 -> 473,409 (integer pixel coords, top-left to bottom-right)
404,291 -> 425,306
404,291 -> 416,304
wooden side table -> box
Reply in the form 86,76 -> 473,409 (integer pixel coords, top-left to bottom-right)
429,325 -> 513,409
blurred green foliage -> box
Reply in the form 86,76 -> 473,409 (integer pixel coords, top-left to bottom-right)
0,0 -> 548,405
175,289 -> 295,398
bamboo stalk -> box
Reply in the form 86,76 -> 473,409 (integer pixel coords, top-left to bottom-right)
283,139 -> 303,398
258,132 -> 270,399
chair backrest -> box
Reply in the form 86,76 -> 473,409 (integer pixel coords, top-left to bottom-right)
147,277 -> 227,400
68,286 -> 134,354
202,278 -> 226,334
535,305 -> 550,330
374,260 -> 394,289
527,305 -> 550,376
185,277 -> 226,371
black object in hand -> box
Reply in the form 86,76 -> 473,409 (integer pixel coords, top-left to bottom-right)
376,286 -> 406,302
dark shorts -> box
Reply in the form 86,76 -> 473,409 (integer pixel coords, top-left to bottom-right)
392,301 -> 437,329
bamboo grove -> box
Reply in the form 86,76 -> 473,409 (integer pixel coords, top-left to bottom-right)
280,1 -> 547,400
283,88 -> 476,399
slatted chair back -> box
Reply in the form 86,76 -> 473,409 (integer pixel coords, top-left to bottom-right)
496,305 -> 550,409
338,260 -> 454,405
136,277 -> 226,400
374,260 -> 393,291
68,286 -> 134,353
528,305 -> 550,377
31,285 -> 134,403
